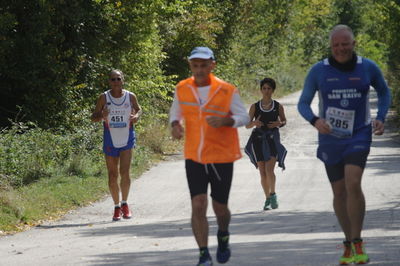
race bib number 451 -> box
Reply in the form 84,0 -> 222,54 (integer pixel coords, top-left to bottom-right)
326,107 -> 355,138
109,115 -> 127,128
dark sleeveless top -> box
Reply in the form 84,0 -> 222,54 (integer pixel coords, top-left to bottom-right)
254,100 -> 280,131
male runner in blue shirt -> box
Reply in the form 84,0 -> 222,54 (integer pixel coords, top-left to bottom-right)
298,24 -> 391,265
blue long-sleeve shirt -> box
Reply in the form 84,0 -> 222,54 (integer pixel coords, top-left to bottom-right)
298,57 -> 391,124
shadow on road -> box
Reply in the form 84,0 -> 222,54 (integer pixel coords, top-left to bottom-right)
85,233 -> 399,266
36,221 -> 112,229
86,236 -> 400,266
71,208 -> 399,239
367,154 -> 400,175
75,206 -> 399,265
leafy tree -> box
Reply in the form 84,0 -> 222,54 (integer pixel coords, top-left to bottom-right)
357,0 -> 399,115
334,0 -> 362,34
0,1 -> 111,128
0,0 -> 398,130
0,0 -> 172,129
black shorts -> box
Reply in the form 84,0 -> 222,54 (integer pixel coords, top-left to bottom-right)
185,159 -> 233,204
324,150 -> 370,183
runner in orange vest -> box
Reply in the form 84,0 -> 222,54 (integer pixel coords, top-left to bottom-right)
169,47 -> 249,266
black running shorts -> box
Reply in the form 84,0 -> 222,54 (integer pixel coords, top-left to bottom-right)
324,150 -> 370,183
185,159 -> 233,204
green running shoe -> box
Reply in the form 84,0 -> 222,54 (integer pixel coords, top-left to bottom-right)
339,241 -> 353,265
270,194 -> 278,209
197,250 -> 213,266
216,234 -> 231,263
352,239 -> 369,264
263,197 -> 271,210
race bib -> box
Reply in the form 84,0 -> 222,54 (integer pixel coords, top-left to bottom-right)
326,107 -> 355,138
109,110 -> 128,128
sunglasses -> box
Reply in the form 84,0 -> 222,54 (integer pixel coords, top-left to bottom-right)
110,78 -> 122,81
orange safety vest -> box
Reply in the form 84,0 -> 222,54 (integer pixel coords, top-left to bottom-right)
176,74 -> 242,164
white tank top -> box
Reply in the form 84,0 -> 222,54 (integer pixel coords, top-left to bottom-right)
105,89 -> 132,148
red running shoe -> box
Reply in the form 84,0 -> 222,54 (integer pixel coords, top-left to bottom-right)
112,206 -> 121,221
121,203 -> 132,219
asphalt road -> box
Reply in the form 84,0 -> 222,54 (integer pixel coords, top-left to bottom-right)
1,91 -> 399,266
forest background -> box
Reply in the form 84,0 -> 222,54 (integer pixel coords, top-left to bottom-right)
1,0 -> 399,233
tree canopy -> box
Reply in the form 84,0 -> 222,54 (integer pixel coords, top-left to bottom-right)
1,0 -> 399,129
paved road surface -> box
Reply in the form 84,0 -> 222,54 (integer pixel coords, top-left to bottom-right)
1,91 -> 399,266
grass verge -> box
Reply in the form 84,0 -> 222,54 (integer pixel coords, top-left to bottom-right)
0,123 -> 181,236
0,175 -> 108,233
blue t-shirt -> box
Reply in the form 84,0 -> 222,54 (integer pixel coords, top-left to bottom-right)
297,56 -> 391,145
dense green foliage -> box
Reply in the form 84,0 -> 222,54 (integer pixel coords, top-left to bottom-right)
0,0 -> 399,233
1,0 -> 399,186
360,0 -> 400,117
0,0 -> 172,129
1,0 -> 398,129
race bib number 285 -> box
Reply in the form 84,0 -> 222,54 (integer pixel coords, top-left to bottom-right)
326,107 -> 355,138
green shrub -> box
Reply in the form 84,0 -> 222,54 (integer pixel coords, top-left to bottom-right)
0,122 -> 102,188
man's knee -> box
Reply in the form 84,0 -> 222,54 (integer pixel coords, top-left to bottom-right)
119,168 -> 130,179
192,194 -> 207,213
346,182 -> 363,196
345,174 -> 363,194
331,179 -> 347,200
213,200 -> 229,217
108,171 -> 119,182
215,208 -> 229,218
333,189 -> 347,201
